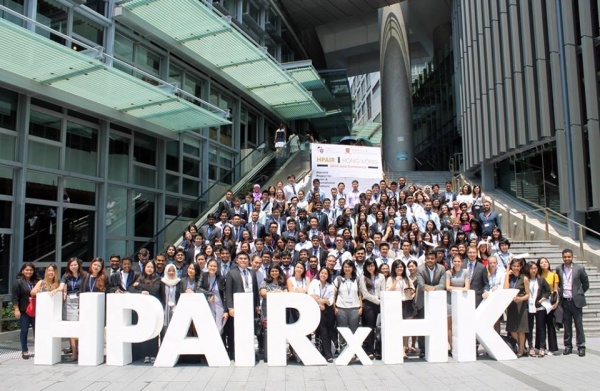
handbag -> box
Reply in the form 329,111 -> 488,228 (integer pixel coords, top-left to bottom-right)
26,297 -> 36,317
550,291 -> 559,305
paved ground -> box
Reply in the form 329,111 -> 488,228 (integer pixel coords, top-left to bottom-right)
1,335 -> 599,391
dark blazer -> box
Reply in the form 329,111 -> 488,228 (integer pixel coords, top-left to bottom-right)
531,276 -> 551,306
199,224 -> 222,243
158,281 -> 183,308
199,272 -> 227,307
309,212 -> 329,232
225,267 -> 260,311
12,278 -> 36,312
556,263 -> 589,308
108,270 -> 139,293
81,274 -> 108,293
245,221 -> 266,240
308,247 -> 329,267
128,278 -> 161,299
229,208 -> 248,222
416,263 -> 447,310
462,260 -> 489,306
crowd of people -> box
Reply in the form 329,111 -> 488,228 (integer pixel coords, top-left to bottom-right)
12,174 -> 590,363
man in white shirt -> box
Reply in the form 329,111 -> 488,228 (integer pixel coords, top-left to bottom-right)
397,241 -> 418,266
329,235 -> 352,270
376,242 -> 393,268
416,200 -> 441,233
347,180 -> 361,209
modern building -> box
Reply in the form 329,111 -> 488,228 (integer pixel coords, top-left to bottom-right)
0,0 -> 355,294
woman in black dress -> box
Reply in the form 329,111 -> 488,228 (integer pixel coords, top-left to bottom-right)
12,262 -> 40,359
129,261 -> 161,363
504,258 -> 530,357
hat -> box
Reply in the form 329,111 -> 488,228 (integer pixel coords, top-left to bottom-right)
478,241 -> 488,247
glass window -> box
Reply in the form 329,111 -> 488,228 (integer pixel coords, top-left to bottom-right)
28,140 -> 60,169
26,171 -> 58,201
136,46 -> 161,76
36,0 -> 68,45
209,165 -> 217,180
107,186 -> 127,236
133,166 -> 156,188
66,121 -> 98,176
29,110 -> 61,142
166,174 -> 179,193
114,33 -> 134,61
181,199 -> 199,218
220,150 -> 233,167
106,240 -> 127,260
183,156 -> 199,177
134,132 -> 157,166
109,133 -> 130,182
183,74 -> 202,98
0,86 -> 17,131
0,200 -> 11,229
183,136 -> 201,155
72,12 -> 104,46
182,178 -> 199,197
134,192 -> 155,237
24,202 -> 57,263
165,196 -> 178,216
0,166 -> 13,195
0,133 -> 16,161
169,65 -> 182,85
166,141 -> 179,172
64,178 -> 96,206
62,208 -> 95,262
209,146 -> 217,163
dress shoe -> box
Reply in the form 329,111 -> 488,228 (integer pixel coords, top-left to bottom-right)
578,348 -> 586,357
419,351 -> 425,359
563,347 -> 572,355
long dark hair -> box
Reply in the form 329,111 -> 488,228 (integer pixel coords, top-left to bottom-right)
139,261 -> 159,285
363,259 -> 377,291
186,262 -> 201,282
88,257 -> 106,292
265,265 -> 286,287
341,260 -> 357,280
17,262 -> 40,284
64,257 -> 85,279
390,260 -> 407,279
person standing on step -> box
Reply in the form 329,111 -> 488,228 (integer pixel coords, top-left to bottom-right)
556,248 -> 589,357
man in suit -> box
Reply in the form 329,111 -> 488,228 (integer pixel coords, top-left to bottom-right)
442,181 -> 457,206
309,201 -> 329,232
245,211 -> 266,240
225,251 -> 260,360
106,254 -> 121,280
216,189 -> 234,218
108,257 -> 138,293
416,251 -> 447,358
309,235 -> 328,267
556,248 -> 589,356
229,197 -> 248,222
199,214 -> 222,244
463,246 -> 489,306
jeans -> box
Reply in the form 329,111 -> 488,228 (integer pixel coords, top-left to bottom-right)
562,299 -> 585,348
19,312 -> 35,353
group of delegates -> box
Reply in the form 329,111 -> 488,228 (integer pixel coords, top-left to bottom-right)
12,175 -> 590,363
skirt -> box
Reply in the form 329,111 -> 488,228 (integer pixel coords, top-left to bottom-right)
64,294 -> 80,321
275,141 -> 286,148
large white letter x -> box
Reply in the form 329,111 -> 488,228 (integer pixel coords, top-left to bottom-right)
335,327 -> 372,366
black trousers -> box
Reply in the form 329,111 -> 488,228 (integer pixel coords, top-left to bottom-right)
417,307 -> 425,353
527,310 -> 547,349
562,299 -> 585,348
222,316 -> 235,359
543,309 -> 559,352
361,301 -> 380,355
316,305 -> 336,359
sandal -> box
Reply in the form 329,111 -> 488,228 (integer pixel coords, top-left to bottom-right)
538,349 -> 545,357
22,352 -> 29,360
529,348 -> 537,358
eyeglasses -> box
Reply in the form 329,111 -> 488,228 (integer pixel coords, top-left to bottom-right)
335,239 -> 344,242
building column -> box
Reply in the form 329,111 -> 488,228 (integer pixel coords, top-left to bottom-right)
480,161 -> 495,193
380,4 -> 414,172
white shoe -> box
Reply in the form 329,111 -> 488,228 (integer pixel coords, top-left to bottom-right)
144,356 -> 150,363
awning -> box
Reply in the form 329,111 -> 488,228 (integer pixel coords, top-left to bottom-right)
352,122 -> 382,145
116,0 -> 326,120
0,12 -> 230,132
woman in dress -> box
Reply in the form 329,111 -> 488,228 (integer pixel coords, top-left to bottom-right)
159,264 -> 182,338
274,123 -> 286,151
333,260 -> 363,349
537,257 -> 560,355
296,190 -> 309,211
360,259 -> 385,359
504,258 -> 530,357
471,185 -> 485,216
457,184 -> 474,212
12,262 -> 40,359
59,257 -> 86,361
129,261 -> 161,363
288,130 -> 300,153
309,268 -> 335,362
524,261 -> 551,357
445,255 -> 470,353
386,260 -> 416,358
259,265 -> 287,362
199,259 -> 228,334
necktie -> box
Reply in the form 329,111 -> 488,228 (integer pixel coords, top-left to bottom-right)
469,262 -> 474,277
223,263 -> 229,275
252,223 -> 257,238
243,269 -> 249,288
318,212 -> 322,222
292,184 -> 296,195
409,205 -> 413,213
235,228 -> 239,240
284,267 -> 290,278
382,258 -> 387,264
313,249 -> 318,257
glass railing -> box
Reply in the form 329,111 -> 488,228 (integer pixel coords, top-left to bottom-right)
142,141 -> 301,254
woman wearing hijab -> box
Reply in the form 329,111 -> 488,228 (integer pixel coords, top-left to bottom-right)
160,264 -> 182,338
253,184 -> 262,202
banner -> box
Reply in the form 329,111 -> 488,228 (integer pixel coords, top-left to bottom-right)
310,143 -> 383,194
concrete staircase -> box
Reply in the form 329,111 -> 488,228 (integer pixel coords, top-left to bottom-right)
509,240 -> 600,337
386,171 -> 453,189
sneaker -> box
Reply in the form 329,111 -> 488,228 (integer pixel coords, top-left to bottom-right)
144,356 -> 150,363
150,357 -> 156,363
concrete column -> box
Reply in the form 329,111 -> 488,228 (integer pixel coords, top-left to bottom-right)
380,4 -> 414,171
480,161 -> 495,192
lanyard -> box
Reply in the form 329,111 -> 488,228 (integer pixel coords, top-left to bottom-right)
70,277 -> 79,292
510,275 -> 518,289
88,276 -> 96,292
319,282 -> 329,298
209,276 -> 218,291
343,278 -> 353,296
26,281 -> 33,291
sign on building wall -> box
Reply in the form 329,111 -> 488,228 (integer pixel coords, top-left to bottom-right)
310,143 -> 383,194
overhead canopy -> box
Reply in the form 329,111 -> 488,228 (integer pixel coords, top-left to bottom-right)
117,0 -> 326,120
352,122 -> 382,145
0,13 -> 230,132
